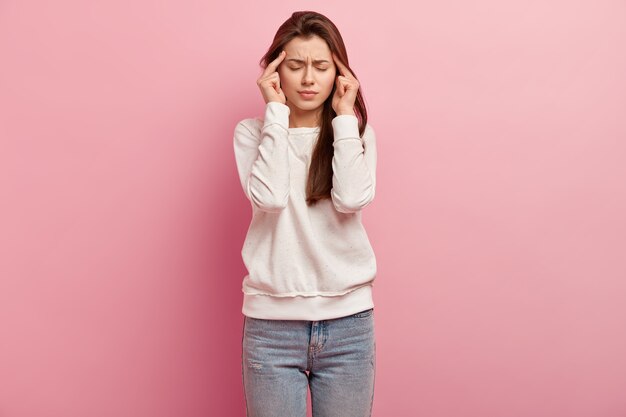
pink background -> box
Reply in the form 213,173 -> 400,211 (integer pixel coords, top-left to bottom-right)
1,0 -> 625,416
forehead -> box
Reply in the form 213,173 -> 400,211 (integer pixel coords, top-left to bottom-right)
283,35 -> 331,60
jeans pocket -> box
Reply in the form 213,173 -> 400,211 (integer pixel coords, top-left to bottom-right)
351,308 -> 374,318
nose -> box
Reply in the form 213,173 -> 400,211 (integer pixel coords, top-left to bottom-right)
302,65 -> 314,85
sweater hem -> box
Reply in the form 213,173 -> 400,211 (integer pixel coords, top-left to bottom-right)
242,284 -> 374,321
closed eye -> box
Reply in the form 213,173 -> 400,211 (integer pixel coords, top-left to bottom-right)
288,66 -> 329,71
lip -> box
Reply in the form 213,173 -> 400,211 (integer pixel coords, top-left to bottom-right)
298,90 -> 318,99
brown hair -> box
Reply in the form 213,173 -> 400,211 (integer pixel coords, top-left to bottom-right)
259,11 -> 368,206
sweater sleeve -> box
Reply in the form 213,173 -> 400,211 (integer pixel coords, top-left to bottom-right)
330,115 -> 377,213
233,102 -> 291,212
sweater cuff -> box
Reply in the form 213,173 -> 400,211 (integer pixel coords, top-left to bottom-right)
331,115 -> 360,142
263,102 -> 290,130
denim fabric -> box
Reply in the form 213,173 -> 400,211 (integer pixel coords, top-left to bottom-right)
241,308 -> 376,417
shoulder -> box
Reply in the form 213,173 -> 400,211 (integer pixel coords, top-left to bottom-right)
235,117 -> 263,136
233,117 -> 264,146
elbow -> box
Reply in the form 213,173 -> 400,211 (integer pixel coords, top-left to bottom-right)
252,197 -> 288,212
249,188 -> 289,212
331,187 -> 375,213
246,175 -> 289,212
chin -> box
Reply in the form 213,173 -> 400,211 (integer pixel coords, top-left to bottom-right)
289,98 -> 325,112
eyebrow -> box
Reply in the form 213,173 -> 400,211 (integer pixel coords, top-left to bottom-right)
286,59 -> 331,64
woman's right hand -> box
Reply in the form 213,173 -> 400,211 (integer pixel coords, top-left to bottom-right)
257,50 -> 287,104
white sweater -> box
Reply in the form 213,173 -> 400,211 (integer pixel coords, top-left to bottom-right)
233,101 -> 377,320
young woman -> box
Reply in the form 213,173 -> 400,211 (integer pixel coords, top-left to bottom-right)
233,10 -> 378,417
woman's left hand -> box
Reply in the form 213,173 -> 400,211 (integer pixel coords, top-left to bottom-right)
331,53 -> 359,116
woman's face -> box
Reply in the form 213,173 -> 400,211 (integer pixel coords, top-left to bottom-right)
277,35 -> 337,113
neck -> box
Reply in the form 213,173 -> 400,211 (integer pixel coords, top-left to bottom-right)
286,102 -> 322,128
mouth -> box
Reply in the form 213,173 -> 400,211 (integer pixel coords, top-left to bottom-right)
298,90 -> 318,99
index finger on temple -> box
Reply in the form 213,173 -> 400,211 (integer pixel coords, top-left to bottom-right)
264,50 -> 286,75
332,52 -> 353,78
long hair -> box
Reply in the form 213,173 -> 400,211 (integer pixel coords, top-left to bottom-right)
259,11 -> 368,206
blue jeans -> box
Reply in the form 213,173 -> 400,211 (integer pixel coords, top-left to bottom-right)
241,308 -> 376,417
